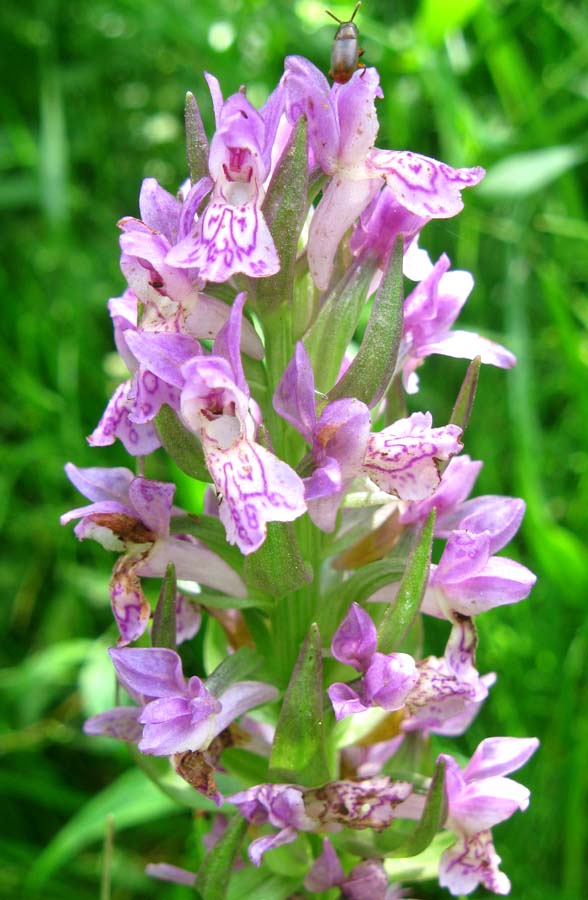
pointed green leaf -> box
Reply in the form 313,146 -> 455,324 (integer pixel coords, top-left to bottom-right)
450,355 -> 481,431
151,562 -> 177,651
269,623 -> 330,786
185,91 -> 210,185
196,812 -> 248,900
156,404 -> 210,482
382,759 -> 447,858
205,646 -> 262,697
254,117 -> 309,313
304,259 -> 376,394
377,511 -> 435,655
326,239 -> 404,408
244,522 -> 311,600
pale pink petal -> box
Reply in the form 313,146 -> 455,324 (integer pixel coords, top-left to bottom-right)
63,463 -> 134,505
364,415 -> 462,501
464,737 -> 540,783
328,682 -> 370,720
441,556 -> 537,615
248,827 -> 298,866
109,647 -> 186,698
308,175 -> 381,290
204,437 -> 306,555
439,831 -> 510,896
367,149 -> 485,218
450,776 -> 531,833
136,536 -> 247,599
186,292 -> 264,359
434,531 -> 491,584
212,681 -> 279,736
418,330 -> 516,368
167,200 -> 279,282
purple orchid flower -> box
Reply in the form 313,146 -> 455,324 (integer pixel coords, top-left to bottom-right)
305,838 -> 407,899
89,294 -> 202,455
167,76 -> 284,282
84,646 -> 277,759
180,293 -> 306,553
398,454 -> 484,530
90,192 -> 265,456
328,604 -> 491,734
350,186 -> 430,276
422,516 -> 536,619
438,736 -> 539,895
396,251 -> 516,394
274,342 -> 463,531
117,177 -> 265,355
229,777 -> 413,865
61,464 -> 246,643
282,57 -> 484,290
369,468 -> 534,619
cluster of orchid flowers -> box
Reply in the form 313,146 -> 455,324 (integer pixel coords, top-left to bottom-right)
63,52 -> 538,898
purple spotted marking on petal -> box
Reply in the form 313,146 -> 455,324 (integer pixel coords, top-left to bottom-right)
110,561 -> 151,645
363,413 -> 462,501
204,437 -> 306,554
440,830 -> 511,896
89,381 -> 161,456
367,149 -> 485,219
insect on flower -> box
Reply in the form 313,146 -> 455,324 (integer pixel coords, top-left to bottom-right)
326,1 -> 365,84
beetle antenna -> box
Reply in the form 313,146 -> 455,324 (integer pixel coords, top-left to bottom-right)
325,9 -> 343,23
350,1 -> 361,21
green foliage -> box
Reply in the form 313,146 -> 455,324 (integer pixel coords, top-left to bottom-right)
327,238 -> 404,408
195,813 -> 248,900
269,623 -> 330,787
152,562 -> 177,651
378,511 -> 435,655
2,0 -> 587,897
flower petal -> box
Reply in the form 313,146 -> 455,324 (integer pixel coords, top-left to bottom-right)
364,413 -> 462,501
308,175 -> 381,291
327,682 -> 370,720
63,462 -> 134,504
109,647 -> 187,699
364,652 -> 419,710
88,381 -> 161,456
464,736 -> 540,783
168,200 -> 279,282
273,342 -> 317,444
136,535 -> 247,599
304,838 -> 344,892
205,437 -> 306,555
331,602 -> 377,672
83,707 -> 143,743
439,831 -> 511,896
368,149 -> 485,218
211,681 -> 279,735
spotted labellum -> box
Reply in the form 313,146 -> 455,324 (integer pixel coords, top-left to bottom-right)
63,42 -> 538,900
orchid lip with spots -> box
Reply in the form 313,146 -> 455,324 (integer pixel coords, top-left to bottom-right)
62,49 -> 538,900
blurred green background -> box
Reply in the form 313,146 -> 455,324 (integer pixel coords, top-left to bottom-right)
1,0 -> 587,897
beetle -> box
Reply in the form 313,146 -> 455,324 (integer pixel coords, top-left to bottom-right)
326,1 -> 365,84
